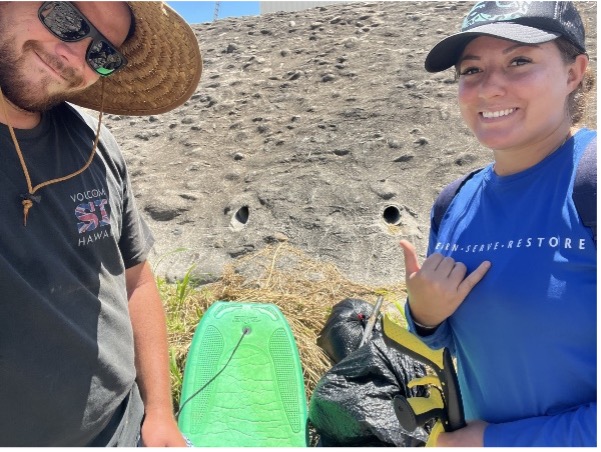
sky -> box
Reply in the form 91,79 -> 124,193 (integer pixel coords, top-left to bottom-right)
167,1 -> 261,24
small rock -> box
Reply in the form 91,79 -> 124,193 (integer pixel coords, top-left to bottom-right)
144,205 -> 184,222
372,182 -> 397,200
394,154 -> 414,163
274,232 -> 289,242
343,37 -> 359,48
225,43 -> 238,53
289,71 -> 302,80
264,232 -> 289,243
388,140 -> 403,149
455,154 -> 478,166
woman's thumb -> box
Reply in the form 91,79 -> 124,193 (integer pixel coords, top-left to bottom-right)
399,240 -> 421,276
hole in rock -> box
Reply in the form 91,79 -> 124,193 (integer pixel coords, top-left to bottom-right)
230,205 -> 250,231
382,205 -> 402,225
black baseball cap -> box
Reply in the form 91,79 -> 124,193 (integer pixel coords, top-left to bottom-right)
425,1 -> 586,72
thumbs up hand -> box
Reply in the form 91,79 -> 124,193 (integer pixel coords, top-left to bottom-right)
399,240 -> 491,328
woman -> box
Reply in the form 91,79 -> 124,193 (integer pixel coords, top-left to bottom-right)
400,1 -> 595,446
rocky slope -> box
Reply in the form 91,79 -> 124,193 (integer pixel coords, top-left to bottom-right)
102,1 -> 597,285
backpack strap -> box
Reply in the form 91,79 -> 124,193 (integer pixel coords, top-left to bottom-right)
433,135 -> 597,245
572,135 -> 597,245
432,168 -> 483,235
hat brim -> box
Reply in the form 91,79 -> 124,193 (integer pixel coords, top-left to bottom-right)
66,2 -> 202,116
425,22 -> 560,73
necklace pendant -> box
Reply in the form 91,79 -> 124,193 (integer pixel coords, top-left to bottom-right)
19,193 -> 41,226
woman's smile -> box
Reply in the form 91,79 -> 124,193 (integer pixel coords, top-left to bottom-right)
480,108 -> 516,119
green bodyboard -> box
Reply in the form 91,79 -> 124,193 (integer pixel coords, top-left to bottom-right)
177,301 -> 308,447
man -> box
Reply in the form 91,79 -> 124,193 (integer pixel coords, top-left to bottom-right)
0,2 -> 202,446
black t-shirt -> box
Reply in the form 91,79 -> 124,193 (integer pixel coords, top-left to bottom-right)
0,103 -> 153,446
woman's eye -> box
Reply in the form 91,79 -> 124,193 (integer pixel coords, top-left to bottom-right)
510,57 -> 532,66
459,66 -> 480,76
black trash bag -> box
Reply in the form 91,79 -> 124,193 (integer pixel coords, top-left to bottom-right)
310,299 -> 430,447
317,298 -> 380,363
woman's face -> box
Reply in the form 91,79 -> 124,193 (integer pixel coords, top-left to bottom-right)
456,36 -> 578,153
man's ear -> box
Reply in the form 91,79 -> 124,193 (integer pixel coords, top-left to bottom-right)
567,54 -> 589,91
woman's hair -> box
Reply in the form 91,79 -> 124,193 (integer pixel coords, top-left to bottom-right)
554,37 -> 595,126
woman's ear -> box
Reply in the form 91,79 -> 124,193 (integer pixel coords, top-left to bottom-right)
567,54 -> 589,92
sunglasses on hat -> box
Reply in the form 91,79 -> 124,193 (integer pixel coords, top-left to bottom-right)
38,1 -> 128,76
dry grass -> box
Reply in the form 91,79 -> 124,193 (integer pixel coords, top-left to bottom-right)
160,242 -> 408,408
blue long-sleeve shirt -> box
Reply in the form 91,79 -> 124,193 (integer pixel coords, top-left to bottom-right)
406,128 -> 597,447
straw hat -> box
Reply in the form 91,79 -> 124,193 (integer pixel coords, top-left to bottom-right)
67,2 -> 202,116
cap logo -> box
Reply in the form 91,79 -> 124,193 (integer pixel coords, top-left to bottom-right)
463,1 -> 534,30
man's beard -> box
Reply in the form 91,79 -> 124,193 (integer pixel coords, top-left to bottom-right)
0,39 -> 85,112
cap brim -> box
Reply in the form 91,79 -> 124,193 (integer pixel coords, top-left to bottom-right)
425,23 -> 560,73
66,2 -> 202,116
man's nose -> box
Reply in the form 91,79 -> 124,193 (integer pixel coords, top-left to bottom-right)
54,38 -> 90,69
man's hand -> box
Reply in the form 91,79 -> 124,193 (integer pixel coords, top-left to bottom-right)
436,420 -> 488,447
399,240 -> 491,327
139,412 -> 188,447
